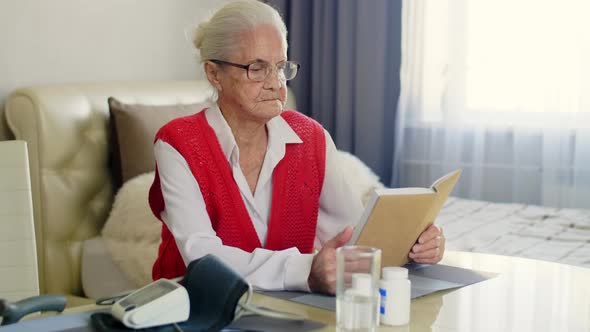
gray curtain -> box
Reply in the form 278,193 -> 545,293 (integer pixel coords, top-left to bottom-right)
270,0 -> 402,185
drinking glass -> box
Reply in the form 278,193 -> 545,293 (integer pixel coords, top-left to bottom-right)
336,245 -> 382,332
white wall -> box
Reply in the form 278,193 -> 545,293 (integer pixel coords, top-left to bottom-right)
0,0 -> 234,140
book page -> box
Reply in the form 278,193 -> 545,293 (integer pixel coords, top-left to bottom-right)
375,187 -> 433,195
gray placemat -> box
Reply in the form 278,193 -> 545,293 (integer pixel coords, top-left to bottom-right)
260,264 -> 497,311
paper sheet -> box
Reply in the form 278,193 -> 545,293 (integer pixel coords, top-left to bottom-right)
260,264 -> 496,311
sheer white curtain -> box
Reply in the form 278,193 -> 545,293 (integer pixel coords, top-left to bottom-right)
393,0 -> 590,209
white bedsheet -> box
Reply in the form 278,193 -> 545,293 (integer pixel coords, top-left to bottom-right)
438,197 -> 590,269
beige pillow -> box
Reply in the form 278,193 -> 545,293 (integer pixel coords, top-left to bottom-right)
108,97 -> 204,185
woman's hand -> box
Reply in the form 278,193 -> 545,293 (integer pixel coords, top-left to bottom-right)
308,227 -> 353,295
409,224 -> 445,264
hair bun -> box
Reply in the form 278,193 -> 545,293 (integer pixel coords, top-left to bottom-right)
193,21 -> 208,50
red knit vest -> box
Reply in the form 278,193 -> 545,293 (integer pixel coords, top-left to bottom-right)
149,109 -> 326,280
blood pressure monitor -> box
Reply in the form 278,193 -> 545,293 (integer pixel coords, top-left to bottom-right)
111,278 -> 190,329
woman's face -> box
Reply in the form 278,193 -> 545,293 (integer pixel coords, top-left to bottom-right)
217,24 -> 288,122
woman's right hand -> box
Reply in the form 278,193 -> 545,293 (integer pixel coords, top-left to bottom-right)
307,226 -> 354,295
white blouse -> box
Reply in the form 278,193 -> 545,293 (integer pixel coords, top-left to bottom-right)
154,105 -> 363,291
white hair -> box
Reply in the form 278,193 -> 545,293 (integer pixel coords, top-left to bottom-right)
194,0 -> 288,62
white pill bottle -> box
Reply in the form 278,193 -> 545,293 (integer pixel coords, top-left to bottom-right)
379,266 -> 411,326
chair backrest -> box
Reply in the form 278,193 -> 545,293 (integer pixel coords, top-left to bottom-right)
4,81 -> 215,297
0,140 -> 39,301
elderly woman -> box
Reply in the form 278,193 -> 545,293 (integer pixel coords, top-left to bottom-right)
149,0 -> 444,295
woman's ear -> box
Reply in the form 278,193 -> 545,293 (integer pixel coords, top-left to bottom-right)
204,61 -> 223,92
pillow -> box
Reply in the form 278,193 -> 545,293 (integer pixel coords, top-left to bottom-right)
108,97 -> 205,185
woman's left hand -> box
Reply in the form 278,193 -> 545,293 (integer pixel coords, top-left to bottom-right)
409,224 -> 445,264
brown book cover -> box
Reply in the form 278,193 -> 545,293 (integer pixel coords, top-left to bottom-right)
351,170 -> 462,267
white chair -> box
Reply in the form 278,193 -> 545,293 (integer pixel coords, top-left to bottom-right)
0,140 -> 39,301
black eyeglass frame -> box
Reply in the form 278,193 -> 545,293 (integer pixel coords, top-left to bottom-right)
209,59 -> 301,81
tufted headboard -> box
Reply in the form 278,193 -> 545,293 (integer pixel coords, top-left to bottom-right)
4,81 -> 218,303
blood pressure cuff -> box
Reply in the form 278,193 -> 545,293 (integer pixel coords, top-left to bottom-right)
182,254 -> 250,330
91,254 -> 250,332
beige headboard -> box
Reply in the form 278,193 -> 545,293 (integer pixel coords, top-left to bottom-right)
4,81 -> 216,300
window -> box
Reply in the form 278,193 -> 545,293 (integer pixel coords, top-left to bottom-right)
420,0 -> 590,128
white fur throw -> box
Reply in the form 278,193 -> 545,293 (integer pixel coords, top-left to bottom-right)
101,151 -> 384,287
337,151 -> 386,204
101,172 -> 161,287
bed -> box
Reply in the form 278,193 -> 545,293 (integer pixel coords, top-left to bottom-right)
4,80 -> 589,304
438,197 -> 590,268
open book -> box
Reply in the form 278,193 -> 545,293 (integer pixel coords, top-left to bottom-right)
350,169 -> 462,267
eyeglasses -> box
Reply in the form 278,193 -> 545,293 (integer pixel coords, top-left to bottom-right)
210,59 -> 300,82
